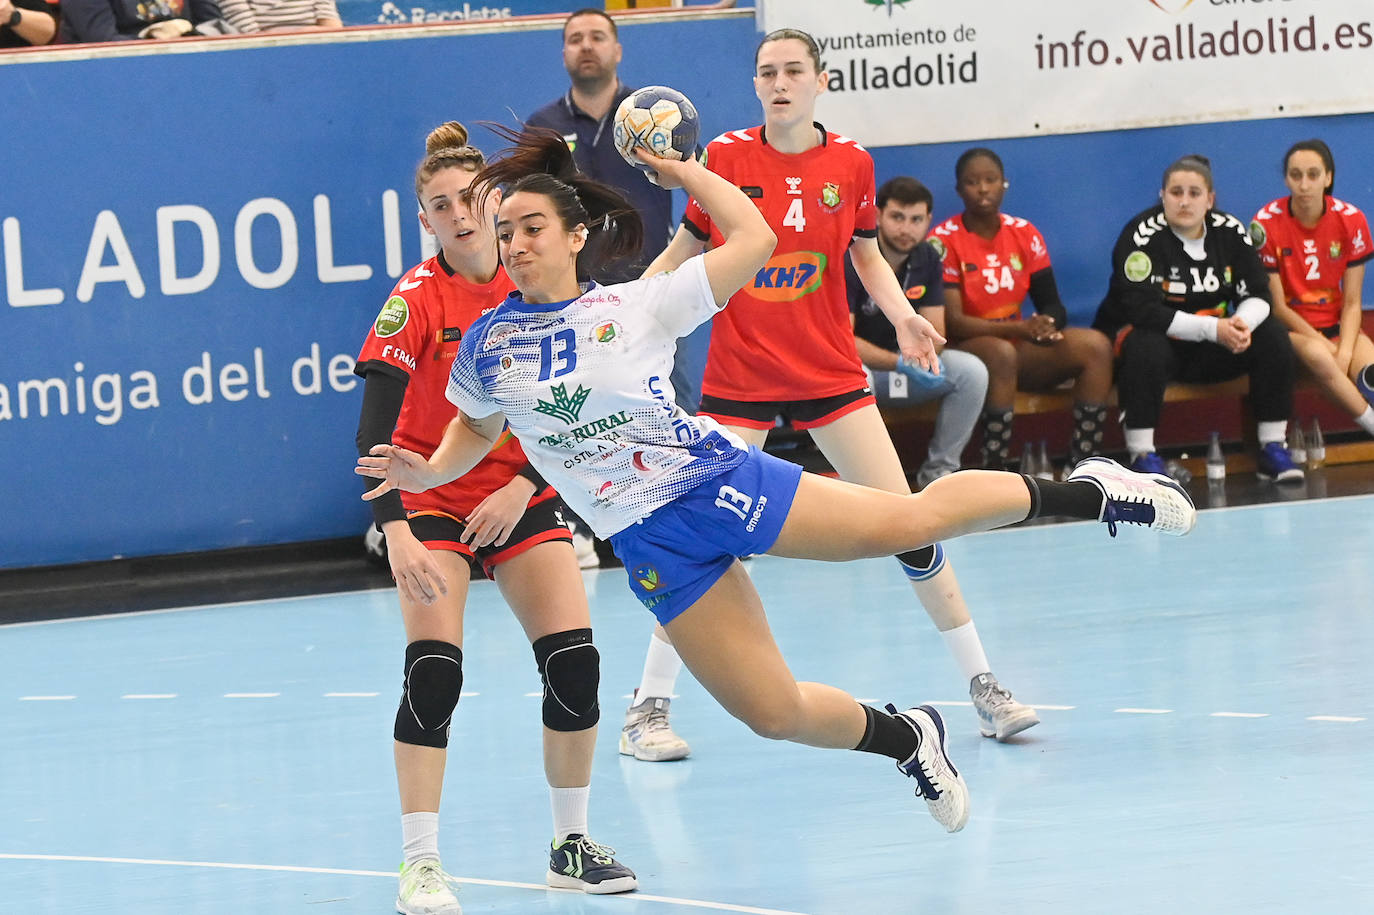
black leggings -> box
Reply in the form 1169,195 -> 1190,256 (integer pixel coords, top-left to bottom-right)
1115,319 -> 1295,429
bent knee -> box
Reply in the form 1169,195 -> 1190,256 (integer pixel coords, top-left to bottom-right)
736,698 -> 805,741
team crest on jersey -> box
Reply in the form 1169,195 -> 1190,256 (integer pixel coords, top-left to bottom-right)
1330,241 -> 1343,259
1249,220 -> 1266,248
374,296 -> 409,338
1223,266 -> 1233,285
904,284 -> 927,301
484,322 -> 520,349
633,564 -> 663,592
497,354 -> 518,378
927,236 -> 947,259
591,320 -> 622,344
1009,253 -> 1023,271
819,182 -> 842,213
751,251 -> 827,302
1124,250 -> 1152,282
533,382 -> 591,425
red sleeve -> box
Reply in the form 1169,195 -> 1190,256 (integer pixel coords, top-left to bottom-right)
1253,202 -> 1282,270
1339,202 -> 1373,265
931,224 -> 961,285
1023,221 -> 1052,272
356,273 -> 433,378
853,151 -> 877,235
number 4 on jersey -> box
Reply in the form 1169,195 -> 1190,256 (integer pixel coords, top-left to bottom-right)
783,198 -> 806,233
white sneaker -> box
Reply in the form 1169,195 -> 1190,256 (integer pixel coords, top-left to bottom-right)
572,531 -> 600,570
1067,456 -> 1196,537
887,703 -> 970,833
970,673 -> 1039,741
396,858 -> 460,914
619,692 -> 690,761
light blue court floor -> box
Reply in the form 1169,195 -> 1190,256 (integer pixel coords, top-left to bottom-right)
3,496 -> 1373,914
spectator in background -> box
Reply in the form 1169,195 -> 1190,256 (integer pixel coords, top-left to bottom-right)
845,176 -> 988,489
60,0 -> 224,41
217,0 -> 339,32
933,148 -> 1115,474
1093,154 -> 1304,483
1,0 -> 56,46
527,7 -> 700,764
1253,139 -> 1374,440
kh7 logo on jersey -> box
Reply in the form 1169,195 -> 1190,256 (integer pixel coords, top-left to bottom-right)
751,251 -> 827,302
533,382 -> 591,424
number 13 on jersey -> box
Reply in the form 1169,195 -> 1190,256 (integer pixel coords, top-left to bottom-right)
538,328 -> 578,381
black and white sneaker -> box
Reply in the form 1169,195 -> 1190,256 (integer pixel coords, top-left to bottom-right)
887,703 -> 970,833
546,834 -> 637,894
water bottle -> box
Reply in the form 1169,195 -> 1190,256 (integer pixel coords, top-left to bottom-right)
1165,459 -> 1193,485
1206,431 -> 1226,482
1308,417 -> 1326,468
1288,424 -> 1307,465
1035,440 -> 1055,480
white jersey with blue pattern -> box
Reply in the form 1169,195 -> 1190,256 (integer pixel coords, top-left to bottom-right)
446,256 -> 749,539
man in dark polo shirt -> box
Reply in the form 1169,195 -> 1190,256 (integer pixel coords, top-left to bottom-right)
527,8 -> 709,412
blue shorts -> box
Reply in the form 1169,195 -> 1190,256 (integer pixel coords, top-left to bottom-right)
609,447 -> 805,625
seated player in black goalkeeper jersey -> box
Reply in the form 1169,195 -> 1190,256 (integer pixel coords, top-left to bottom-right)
354,124 -> 1198,855
1093,154 -> 1304,484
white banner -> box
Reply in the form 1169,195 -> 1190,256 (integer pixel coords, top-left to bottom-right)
758,0 -> 1374,146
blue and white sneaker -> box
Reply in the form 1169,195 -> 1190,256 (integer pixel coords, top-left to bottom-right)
1068,456 -> 1196,536
547,834 -> 637,894
1256,441 -> 1305,484
1355,365 -> 1374,409
1129,451 -> 1168,476
886,703 -> 970,833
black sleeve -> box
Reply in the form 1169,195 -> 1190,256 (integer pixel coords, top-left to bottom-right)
843,250 -> 864,313
1230,218 -> 1272,306
356,369 -> 410,527
916,243 -> 946,309
516,461 -> 549,495
1027,267 -> 1068,328
1095,209 -> 1180,336
60,0 -> 126,42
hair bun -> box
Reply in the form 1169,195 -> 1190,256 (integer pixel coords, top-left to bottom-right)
426,121 -> 470,155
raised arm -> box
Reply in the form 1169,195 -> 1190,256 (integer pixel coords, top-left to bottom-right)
642,152 -> 775,305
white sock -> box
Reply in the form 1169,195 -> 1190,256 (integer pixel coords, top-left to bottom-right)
635,631 -> 683,701
1124,427 -> 1155,458
1257,420 -> 1287,446
550,785 -> 590,842
401,811 -> 440,866
1355,406 -> 1374,437
941,621 -> 992,683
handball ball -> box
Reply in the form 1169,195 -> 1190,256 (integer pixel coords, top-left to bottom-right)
613,86 -> 700,175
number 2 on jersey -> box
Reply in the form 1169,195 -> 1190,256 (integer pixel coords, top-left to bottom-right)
538,328 -> 578,381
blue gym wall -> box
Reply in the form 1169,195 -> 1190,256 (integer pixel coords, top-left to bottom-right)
1,13 -> 1370,569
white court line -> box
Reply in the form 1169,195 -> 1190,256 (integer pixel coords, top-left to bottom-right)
121,694 -> 177,700
1211,712 -> 1269,718
1115,708 -> 1172,714
1029,704 -> 1076,711
0,853 -> 815,915
1308,715 -> 1366,723
323,692 -> 379,698
19,696 -> 75,701
223,693 -> 279,699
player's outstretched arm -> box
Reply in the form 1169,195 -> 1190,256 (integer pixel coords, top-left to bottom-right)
645,152 -> 776,305
356,410 -> 506,500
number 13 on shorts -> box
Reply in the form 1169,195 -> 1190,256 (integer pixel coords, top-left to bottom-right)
714,484 -> 754,521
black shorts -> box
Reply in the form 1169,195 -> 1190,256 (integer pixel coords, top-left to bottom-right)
407,495 -> 573,579
1316,323 -> 1340,340
697,387 -> 875,431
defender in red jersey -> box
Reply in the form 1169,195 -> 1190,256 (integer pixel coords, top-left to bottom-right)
644,28 -> 1041,742
932,148 -> 1114,472
353,123 -> 634,914
1253,139 -> 1374,438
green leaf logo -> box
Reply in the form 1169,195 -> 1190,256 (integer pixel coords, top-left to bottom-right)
533,383 -> 591,425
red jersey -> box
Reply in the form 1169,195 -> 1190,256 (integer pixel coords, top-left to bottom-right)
930,213 -> 1051,322
356,257 -> 543,519
684,125 -> 877,401
1253,195 -> 1372,329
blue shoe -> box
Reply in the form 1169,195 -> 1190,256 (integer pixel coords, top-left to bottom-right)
546,834 -> 637,894
1256,441 -> 1305,484
886,703 -> 970,833
1068,456 -> 1196,536
1129,451 -> 1168,475
1356,365 -> 1374,409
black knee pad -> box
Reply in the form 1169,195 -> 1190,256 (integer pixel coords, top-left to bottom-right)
532,628 -> 600,732
394,640 -> 463,748
896,543 -> 946,582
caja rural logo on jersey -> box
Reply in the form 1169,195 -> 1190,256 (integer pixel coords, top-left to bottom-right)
751,251 -> 827,301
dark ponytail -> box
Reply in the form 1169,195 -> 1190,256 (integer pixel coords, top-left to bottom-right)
472,125 -> 644,270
